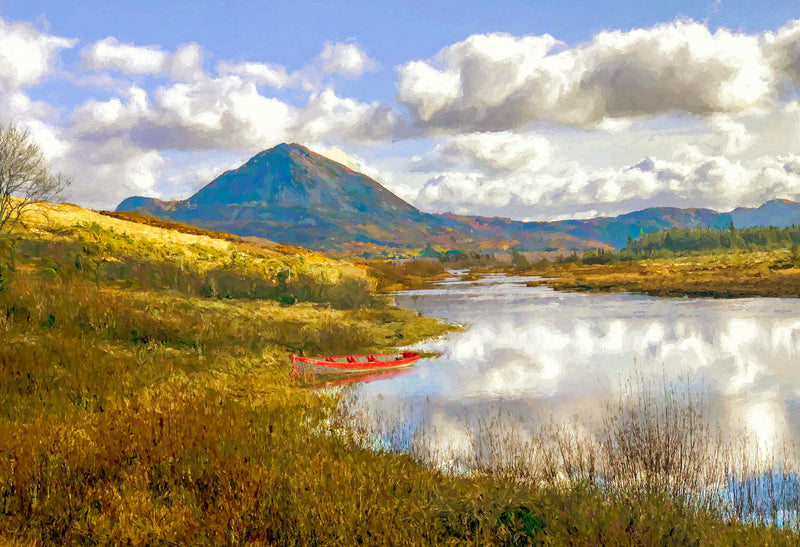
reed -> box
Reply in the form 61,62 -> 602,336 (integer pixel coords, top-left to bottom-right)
335,371 -> 800,535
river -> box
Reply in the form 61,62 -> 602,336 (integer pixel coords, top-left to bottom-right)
335,272 -> 800,521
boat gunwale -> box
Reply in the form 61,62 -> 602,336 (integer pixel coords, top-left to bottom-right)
292,351 -> 420,372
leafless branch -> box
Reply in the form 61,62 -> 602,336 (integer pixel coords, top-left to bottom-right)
0,124 -> 70,236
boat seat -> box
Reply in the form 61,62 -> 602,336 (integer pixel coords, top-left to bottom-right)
346,356 -> 356,363
367,355 -> 377,362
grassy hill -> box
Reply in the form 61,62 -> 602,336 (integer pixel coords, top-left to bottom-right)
1,203 -> 797,544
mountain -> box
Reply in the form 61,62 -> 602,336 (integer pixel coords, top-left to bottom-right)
443,207 -> 735,250
730,199 -> 800,228
118,144 -> 468,254
117,143 -> 800,256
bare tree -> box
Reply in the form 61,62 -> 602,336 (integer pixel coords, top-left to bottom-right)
0,124 -> 70,236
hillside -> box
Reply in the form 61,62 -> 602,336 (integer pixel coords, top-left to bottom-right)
117,144 -> 800,256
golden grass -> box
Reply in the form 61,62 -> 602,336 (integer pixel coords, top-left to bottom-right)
0,205 -> 798,544
366,259 -> 451,292
526,250 -> 800,298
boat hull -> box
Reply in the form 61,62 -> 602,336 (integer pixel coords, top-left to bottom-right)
292,352 -> 420,377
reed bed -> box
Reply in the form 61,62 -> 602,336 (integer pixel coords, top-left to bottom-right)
334,371 -> 800,534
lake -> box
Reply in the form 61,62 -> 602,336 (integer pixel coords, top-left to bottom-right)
333,272 -> 800,520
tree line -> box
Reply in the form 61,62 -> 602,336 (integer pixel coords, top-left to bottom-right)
573,224 -> 800,265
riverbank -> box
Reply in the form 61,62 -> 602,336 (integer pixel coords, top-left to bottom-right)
1,206 -> 798,544
523,250 -> 800,298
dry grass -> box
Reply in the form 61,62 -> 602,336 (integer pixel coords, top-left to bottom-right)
525,251 -> 800,297
366,259 -> 451,292
337,371 -> 800,537
0,205 -> 797,544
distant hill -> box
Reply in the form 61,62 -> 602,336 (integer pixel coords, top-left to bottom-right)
730,199 -> 800,229
118,143 -> 800,256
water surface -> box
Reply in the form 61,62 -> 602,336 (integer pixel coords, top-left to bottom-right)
342,273 -> 800,467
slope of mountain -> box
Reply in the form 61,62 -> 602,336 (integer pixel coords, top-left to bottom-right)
730,199 -> 800,228
117,143 -> 800,256
117,143 -> 464,254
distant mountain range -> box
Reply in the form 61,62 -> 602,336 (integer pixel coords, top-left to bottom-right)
117,143 -> 800,256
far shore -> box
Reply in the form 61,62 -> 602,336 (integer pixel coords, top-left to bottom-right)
519,250 -> 800,298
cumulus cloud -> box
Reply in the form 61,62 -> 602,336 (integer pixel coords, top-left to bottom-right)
398,21 -> 774,132
82,38 -> 205,81
764,19 -> 800,94
58,139 -> 166,208
82,37 -> 168,75
709,115 -> 752,154
216,60 -> 295,88
415,146 -> 800,220
0,18 -> 75,167
290,88 -> 399,143
69,76 -> 399,153
410,131 -> 554,174
0,18 -> 75,90
316,41 -> 376,77
70,77 -> 294,150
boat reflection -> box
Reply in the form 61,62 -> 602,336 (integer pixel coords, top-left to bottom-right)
306,367 -> 414,390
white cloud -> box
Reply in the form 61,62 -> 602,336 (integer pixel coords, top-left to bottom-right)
0,18 -> 75,168
411,132 -> 554,174
70,76 -> 294,150
764,19 -> 800,94
290,88 -> 399,143
709,115 -> 752,154
0,18 -> 75,90
59,139 -> 166,208
82,37 -> 169,75
317,41 -> 376,77
82,38 -> 205,81
398,21 -> 774,132
167,42 -> 205,81
216,60 -> 294,88
415,144 -> 800,220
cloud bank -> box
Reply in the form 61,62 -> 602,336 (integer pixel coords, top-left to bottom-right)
2,15 -> 800,216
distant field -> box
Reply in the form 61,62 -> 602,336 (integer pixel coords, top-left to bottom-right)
522,226 -> 800,298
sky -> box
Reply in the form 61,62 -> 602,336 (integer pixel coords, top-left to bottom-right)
1,0 -> 800,221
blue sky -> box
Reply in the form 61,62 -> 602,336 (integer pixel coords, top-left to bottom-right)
1,0 -> 800,219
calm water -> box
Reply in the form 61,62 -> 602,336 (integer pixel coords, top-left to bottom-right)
339,272 -> 800,469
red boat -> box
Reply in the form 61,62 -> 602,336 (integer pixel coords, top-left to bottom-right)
291,351 -> 421,378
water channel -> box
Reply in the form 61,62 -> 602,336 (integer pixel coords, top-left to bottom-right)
334,272 -> 800,523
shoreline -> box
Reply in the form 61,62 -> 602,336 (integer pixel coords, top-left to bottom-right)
520,251 -> 800,299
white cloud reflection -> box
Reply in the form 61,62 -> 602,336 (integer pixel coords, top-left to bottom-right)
349,275 -> 800,468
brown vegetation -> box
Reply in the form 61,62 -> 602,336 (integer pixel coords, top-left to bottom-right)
367,259 -> 451,292
0,205 -> 797,544
525,251 -> 800,298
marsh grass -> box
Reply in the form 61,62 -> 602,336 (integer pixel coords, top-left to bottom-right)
335,371 -> 800,535
367,259 -> 451,292
525,250 -> 800,298
1,205 -> 798,544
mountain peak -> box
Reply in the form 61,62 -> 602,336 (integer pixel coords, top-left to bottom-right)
185,143 -> 415,214
270,142 -> 309,153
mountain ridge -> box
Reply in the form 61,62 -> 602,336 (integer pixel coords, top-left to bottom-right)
117,143 -> 800,256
